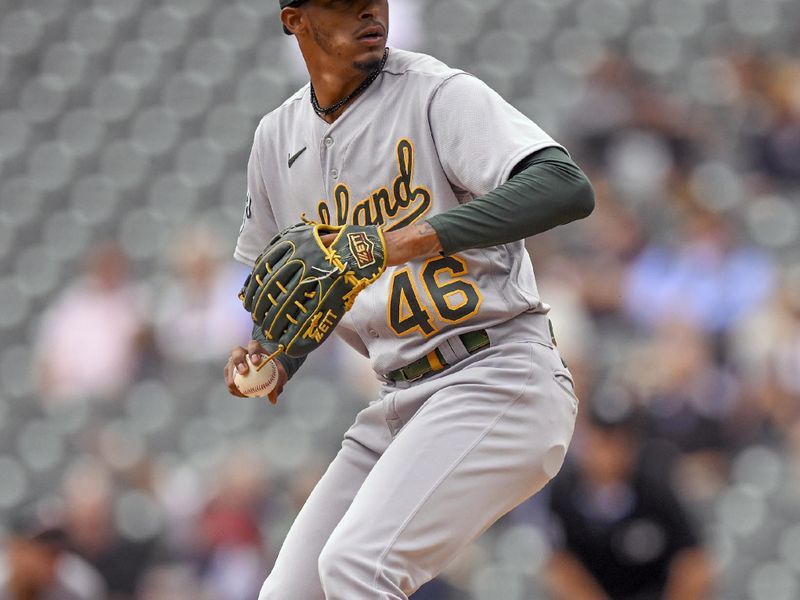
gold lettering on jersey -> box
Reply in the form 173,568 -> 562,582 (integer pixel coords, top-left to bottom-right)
348,232 -> 376,269
316,139 -> 432,231
304,309 -> 339,343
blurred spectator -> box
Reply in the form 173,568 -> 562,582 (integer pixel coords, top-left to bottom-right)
543,409 -> 714,600
61,463 -> 158,600
194,451 -> 270,600
623,208 -> 775,335
410,577 -> 462,600
563,57 -> 636,168
570,176 -> 645,314
0,511 -> 105,600
566,56 -> 697,176
630,323 -> 740,455
135,565 -> 210,600
153,226 -> 251,364
33,243 -> 149,404
733,265 -> 800,403
747,60 -> 800,182
618,324 -> 741,509
728,266 -> 800,448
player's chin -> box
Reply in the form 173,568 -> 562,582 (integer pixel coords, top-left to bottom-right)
351,37 -> 386,69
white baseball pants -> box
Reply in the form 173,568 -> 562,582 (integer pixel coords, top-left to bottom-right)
259,316 -> 578,599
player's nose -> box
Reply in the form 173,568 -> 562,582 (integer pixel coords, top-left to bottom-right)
358,0 -> 382,21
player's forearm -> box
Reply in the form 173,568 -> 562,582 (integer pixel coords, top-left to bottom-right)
427,147 -> 594,256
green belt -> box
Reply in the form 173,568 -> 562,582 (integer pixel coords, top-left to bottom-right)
386,329 -> 491,383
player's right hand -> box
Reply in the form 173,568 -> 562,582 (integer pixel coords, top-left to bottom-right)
225,340 -> 288,404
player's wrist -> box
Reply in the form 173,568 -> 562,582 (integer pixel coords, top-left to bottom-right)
384,221 -> 442,266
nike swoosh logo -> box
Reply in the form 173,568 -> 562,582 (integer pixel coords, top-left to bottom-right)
288,147 -> 307,168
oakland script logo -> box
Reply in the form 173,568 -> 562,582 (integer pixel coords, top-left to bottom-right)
316,138 -> 432,232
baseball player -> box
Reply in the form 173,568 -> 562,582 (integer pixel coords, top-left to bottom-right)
224,1 -> 595,598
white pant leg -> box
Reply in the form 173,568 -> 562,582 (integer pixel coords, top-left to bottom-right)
317,341 -> 578,600
258,433 -> 382,599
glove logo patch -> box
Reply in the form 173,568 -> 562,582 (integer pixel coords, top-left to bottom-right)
348,232 -> 376,269
303,309 -> 339,343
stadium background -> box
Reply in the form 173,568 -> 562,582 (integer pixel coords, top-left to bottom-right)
0,0 -> 799,598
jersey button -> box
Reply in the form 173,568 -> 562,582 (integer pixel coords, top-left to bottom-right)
330,168 -> 339,179
368,329 -> 379,338
324,136 -> 333,147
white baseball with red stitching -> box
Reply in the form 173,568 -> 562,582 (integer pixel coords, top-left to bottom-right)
233,354 -> 279,398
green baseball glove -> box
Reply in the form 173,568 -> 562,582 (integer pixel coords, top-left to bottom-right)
240,221 -> 387,359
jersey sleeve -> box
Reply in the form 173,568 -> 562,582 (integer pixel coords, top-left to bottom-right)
234,120 -> 280,267
428,73 -> 562,197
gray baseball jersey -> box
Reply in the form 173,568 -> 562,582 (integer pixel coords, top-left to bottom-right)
237,48 -> 578,600
235,48 -> 560,376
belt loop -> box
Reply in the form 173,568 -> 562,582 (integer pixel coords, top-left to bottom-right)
445,335 -> 472,363
436,338 -> 460,366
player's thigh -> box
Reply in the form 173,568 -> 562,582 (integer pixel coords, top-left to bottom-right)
320,341 -> 577,595
258,435 -> 379,600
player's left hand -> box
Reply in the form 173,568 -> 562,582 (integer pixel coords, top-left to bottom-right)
239,221 -> 387,359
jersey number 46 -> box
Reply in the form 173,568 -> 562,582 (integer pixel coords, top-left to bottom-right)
388,256 -> 482,337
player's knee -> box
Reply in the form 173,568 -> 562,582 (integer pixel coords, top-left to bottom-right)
543,443 -> 568,480
319,538 -> 410,598
317,537 -> 365,593
317,539 -> 347,590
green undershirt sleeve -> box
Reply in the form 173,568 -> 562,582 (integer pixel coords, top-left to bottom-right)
252,325 -> 306,380
426,146 -> 594,256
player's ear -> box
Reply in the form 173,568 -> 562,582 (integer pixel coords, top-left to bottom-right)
281,7 -> 305,36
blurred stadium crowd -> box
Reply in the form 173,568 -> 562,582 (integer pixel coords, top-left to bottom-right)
1,0 -> 799,599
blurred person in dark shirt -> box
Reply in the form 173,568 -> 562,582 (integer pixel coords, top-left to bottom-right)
0,512 -> 105,600
409,578 -> 461,600
623,323 -> 744,510
543,407 -> 713,600
632,323 -> 739,452
61,463 -> 157,600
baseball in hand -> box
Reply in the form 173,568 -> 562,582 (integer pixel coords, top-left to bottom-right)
233,354 -> 279,398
